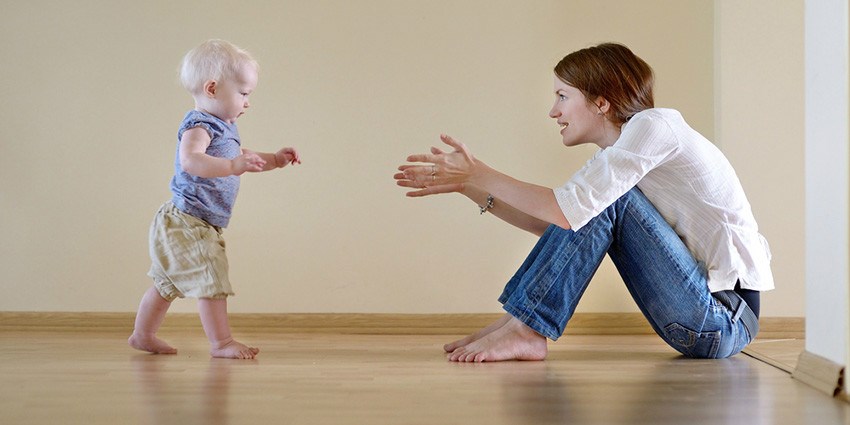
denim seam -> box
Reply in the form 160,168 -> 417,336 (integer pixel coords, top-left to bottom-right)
505,215 -> 611,341
624,202 -> 714,314
522,234 -> 589,339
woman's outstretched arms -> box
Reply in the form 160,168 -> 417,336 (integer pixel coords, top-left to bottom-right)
395,134 -> 570,235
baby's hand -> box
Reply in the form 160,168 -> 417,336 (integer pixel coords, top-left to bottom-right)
274,147 -> 302,168
231,152 -> 266,175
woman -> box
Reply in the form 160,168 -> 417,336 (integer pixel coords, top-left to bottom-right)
395,43 -> 773,362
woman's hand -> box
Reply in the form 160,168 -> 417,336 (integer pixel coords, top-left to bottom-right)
395,133 -> 567,233
394,134 -> 477,197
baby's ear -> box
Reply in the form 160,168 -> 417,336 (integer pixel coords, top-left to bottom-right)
203,80 -> 217,98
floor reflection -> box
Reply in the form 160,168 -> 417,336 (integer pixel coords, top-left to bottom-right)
131,355 -> 243,425
123,340 -> 850,425
495,351 -> 850,425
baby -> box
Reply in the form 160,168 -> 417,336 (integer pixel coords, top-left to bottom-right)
128,39 -> 300,359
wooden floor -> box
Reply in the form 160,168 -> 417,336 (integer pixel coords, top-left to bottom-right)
743,338 -> 806,373
1,329 -> 848,425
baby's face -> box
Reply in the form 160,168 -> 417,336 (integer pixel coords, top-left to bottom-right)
213,62 -> 258,124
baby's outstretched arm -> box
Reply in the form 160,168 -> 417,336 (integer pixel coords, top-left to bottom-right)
242,147 -> 302,172
180,127 -> 265,177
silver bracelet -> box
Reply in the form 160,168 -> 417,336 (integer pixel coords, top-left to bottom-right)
479,194 -> 494,215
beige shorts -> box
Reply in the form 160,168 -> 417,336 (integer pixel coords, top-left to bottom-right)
147,202 -> 234,301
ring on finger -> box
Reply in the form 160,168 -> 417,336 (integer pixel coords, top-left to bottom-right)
431,165 -> 436,176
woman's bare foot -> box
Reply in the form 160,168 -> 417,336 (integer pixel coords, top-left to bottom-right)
447,316 -> 547,362
210,338 -> 259,359
128,333 -> 177,354
444,313 -> 512,352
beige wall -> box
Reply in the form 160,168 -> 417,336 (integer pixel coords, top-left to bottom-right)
0,0 -> 800,317
715,0 -> 805,317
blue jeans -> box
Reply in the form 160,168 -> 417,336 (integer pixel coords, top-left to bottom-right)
498,188 -> 756,359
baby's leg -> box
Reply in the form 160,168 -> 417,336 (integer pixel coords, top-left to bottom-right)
129,286 -> 177,354
198,298 -> 259,359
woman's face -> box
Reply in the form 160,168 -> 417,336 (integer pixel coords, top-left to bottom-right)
548,76 -> 609,148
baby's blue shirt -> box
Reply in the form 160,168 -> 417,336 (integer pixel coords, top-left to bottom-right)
170,110 -> 241,228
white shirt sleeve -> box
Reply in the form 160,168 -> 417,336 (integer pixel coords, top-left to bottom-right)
554,111 -> 680,230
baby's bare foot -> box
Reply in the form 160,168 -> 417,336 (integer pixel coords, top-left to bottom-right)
128,333 -> 177,354
210,338 -> 259,359
447,317 -> 547,362
444,313 -> 512,352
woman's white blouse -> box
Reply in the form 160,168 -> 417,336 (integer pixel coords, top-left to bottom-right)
553,108 -> 774,292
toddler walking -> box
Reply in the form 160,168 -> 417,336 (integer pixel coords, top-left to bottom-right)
129,39 -> 300,359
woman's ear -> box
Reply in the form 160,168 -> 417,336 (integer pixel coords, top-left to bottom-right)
203,80 -> 217,98
595,97 -> 610,115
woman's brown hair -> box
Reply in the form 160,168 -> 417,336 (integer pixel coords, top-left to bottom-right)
554,43 -> 654,126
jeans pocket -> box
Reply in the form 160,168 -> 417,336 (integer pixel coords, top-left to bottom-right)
663,322 -> 721,359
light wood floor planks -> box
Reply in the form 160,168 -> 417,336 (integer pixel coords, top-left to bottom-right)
0,329 -> 847,425
743,338 -> 805,373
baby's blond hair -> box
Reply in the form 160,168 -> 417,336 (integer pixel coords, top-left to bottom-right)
179,39 -> 259,95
